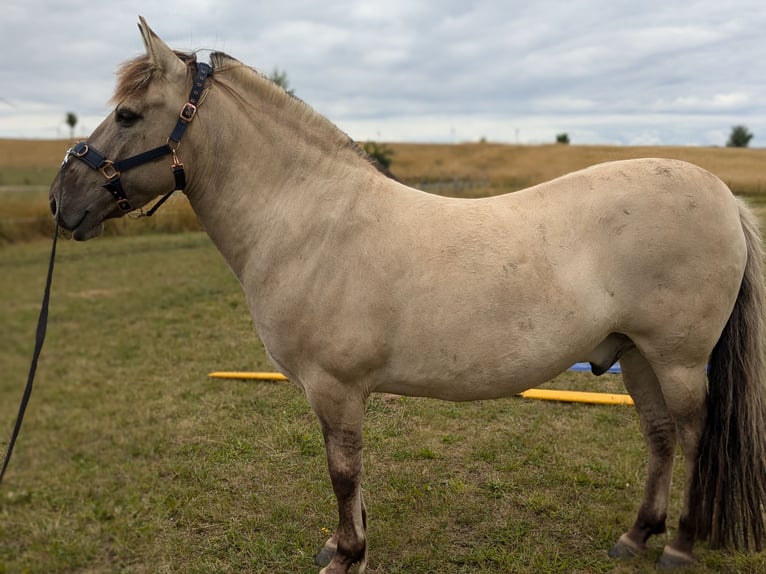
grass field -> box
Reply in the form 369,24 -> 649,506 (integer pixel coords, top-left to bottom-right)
2,233 -> 765,573
2,141 -> 766,572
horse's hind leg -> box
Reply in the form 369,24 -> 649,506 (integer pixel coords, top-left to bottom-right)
610,349 -> 676,559
307,382 -> 368,574
652,364 -> 708,568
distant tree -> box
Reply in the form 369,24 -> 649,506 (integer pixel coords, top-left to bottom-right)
556,132 -> 570,144
268,68 -> 293,94
361,141 -> 394,169
65,112 -> 78,138
726,125 -> 753,148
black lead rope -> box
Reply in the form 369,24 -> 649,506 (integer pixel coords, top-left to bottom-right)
0,156 -> 68,485
0,219 -> 59,485
0,62 -> 214,484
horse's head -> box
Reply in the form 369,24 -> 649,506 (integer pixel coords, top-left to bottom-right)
50,17 -> 208,240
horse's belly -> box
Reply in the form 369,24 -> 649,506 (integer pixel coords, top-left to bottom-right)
371,324 -> 600,401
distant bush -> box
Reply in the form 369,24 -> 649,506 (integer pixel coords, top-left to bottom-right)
361,141 -> 395,169
556,133 -> 570,144
727,125 -> 754,148
267,68 -> 294,96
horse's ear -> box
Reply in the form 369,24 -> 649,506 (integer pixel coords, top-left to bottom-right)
137,16 -> 186,79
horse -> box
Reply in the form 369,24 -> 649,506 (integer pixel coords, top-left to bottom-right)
49,17 -> 766,573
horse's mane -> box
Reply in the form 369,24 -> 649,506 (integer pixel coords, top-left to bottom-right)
208,52 -> 395,178
111,50 -> 393,178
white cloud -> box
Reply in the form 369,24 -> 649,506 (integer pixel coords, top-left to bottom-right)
712,92 -> 751,108
2,0 -> 765,146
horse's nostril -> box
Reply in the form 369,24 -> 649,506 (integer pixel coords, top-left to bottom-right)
49,196 -> 58,217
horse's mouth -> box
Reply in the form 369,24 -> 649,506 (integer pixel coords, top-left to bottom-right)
72,216 -> 105,241
62,210 -> 104,241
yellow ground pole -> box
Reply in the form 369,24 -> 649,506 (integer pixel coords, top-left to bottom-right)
207,371 -> 635,406
209,371 -> 288,381
518,388 -> 634,405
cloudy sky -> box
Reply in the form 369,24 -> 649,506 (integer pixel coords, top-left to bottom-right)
3,0 -> 765,146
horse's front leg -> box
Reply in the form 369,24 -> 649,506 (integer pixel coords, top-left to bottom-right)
309,385 -> 367,574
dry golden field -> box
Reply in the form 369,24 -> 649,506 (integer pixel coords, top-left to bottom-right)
1,137 -> 764,190
0,139 -> 72,167
386,141 -> 766,197
1,138 -> 765,243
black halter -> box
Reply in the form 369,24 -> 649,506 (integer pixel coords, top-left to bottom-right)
66,62 -> 213,215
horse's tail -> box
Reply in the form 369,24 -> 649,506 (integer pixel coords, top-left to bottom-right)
692,199 -> 766,550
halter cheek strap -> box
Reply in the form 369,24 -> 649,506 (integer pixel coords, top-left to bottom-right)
67,62 -> 213,214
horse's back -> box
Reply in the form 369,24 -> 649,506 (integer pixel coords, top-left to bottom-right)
368,158 -> 747,397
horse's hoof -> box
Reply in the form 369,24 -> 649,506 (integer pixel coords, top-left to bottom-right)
657,545 -> 696,569
315,545 -> 336,567
608,534 -> 644,559
318,560 -> 364,574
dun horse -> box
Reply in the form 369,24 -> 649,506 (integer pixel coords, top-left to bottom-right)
50,18 -> 766,573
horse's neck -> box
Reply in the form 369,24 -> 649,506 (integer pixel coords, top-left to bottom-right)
183,83 -> 383,283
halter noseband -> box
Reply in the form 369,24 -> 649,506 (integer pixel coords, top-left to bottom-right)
65,62 -> 213,215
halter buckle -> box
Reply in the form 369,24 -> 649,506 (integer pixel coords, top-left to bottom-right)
115,198 -> 133,212
99,161 -> 120,181
179,102 -> 197,122
74,144 -> 89,158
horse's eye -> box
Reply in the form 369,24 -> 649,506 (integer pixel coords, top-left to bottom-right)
115,108 -> 142,127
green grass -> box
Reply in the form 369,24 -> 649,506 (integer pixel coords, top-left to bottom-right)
1,233 -> 764,573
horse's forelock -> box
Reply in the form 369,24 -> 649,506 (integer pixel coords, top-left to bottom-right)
110,51 -> 196,105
